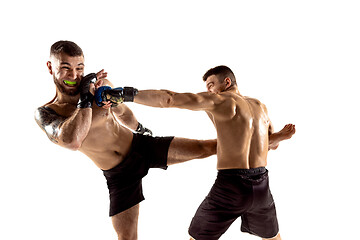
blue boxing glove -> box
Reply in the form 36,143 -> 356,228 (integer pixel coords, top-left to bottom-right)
94,86 -> 112,107
94,86 -> 138,107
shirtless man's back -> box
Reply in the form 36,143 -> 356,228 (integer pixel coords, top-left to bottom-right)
132,65 -> 295,240
209,91 -> 271,170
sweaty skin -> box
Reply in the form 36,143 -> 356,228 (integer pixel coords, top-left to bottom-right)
35,53 -> 215,171
35,53 -> 135,170
35,52 -> 218,240
134,74 -> 295,170
133,74 -> 294,240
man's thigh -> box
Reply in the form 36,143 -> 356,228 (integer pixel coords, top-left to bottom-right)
189,196 -> 238,240
112,204 -> 140,240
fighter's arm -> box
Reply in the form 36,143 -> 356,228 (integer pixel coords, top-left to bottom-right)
34,71 -> 105,150
34,107 -> 92,150
268,121 -> 279,150
261,103 -> 296,150
111,104 -> 139,130
111,102 -> 153,135
262,103 -> 279,150
268,124 -> 296,150
97,79 -> 153,135
134,89 -> 228,114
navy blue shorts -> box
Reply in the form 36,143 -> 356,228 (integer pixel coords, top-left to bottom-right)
102,134 -> 174,216
189,167 -> 279,239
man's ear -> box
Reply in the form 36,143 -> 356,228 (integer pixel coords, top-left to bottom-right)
224,77 -> 232,89
46,61 -> 53,75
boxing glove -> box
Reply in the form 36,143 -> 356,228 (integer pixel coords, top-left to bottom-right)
95,86 -> 138,107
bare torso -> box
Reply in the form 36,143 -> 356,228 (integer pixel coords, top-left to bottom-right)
207,92 -> 270,170
44,102 -> 134,170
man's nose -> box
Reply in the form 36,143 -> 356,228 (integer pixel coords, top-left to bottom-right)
67,69 -> 77,79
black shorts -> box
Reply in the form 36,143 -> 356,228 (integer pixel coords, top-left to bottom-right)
189,167 -> 279,239
102,133 -> 174,216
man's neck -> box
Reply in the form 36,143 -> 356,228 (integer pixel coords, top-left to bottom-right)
225,85 -> 241,95
55,90 -> 79,105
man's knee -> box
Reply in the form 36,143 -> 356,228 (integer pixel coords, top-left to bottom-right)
114,224 -> 137,240
117,231 -> 137,240
112,205 -> 139,240
113,221 -> 138,240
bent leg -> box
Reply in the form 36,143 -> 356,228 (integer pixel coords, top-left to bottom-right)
111,204 -> 140,240
167,137 -> 216,165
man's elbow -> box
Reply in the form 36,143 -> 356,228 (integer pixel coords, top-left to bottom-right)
65,142 -> 82,151
159,91 -> 175,108
268,143 -> 279,151
45,135 -> 81,151
59,137 -> 82,151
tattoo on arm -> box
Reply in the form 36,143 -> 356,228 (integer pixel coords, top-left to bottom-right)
34,106 -> 66,144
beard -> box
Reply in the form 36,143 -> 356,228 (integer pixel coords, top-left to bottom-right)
53,76 -> 80,96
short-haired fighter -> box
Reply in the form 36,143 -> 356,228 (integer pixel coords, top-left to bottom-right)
98,65 -> 295,239
35,40 -> 219,240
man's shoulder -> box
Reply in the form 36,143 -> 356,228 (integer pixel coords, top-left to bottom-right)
38,102 -> 76,118
36,105 -> 57,114
244,96 -> 263,106
35,104 -> 60,118
34,104 -> 67,125
242,97 -> 270,118
219,93 -> 258,107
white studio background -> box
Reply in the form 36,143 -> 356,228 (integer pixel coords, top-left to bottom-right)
1,0 -> 359,239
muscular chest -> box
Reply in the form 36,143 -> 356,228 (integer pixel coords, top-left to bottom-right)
82,109 -> 120,150
90,106 -> 113,126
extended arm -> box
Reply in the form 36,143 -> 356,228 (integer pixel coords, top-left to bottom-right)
94,85 -> 223,112
111,104 -> 153,135
134,89 -> 224,112
95,80 -> 153,135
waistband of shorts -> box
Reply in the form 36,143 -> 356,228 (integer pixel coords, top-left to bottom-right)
218,167 -> 267,176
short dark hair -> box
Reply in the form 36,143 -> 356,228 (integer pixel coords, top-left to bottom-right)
203,65 -> 237,86
50,40 -> 83,57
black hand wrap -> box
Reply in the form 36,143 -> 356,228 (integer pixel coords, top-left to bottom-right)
122,87 -> 138,102
77,73 -> 97,108
136,122 -> 153,136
